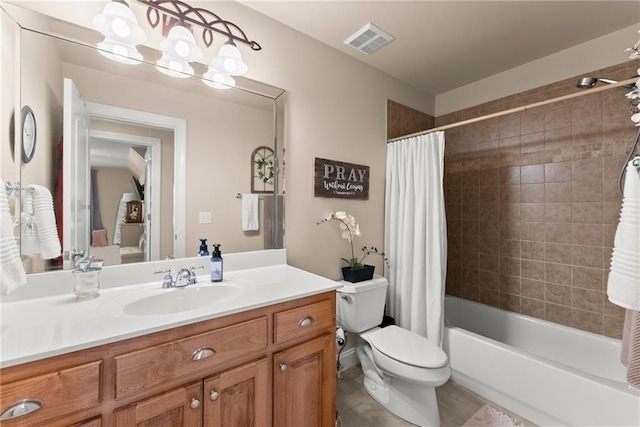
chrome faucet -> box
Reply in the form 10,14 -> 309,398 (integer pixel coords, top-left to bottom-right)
155,265 -> 204,288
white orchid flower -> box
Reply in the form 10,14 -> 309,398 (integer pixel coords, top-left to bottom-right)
631,112 -> 640,124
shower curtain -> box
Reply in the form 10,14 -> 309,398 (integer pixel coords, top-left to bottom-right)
384,131 -> 447,346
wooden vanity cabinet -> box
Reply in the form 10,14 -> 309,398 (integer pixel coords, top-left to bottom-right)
0,291 -> 336,427
273,334 -> 335,427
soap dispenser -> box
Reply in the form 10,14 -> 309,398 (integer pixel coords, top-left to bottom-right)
210,244 -> 223,282
198,238 -> 209,256
73,256 -> 103,300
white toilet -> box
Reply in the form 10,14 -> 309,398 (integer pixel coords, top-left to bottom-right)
337,276 -> 450,427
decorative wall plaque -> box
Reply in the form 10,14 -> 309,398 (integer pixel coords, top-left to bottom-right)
314,157 -> 369,200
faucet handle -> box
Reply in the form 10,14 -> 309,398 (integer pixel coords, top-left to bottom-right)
189,265 -> 204,284
154,269 -> 174,288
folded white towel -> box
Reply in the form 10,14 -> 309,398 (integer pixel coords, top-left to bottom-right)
607,161 -> 640,310
241,194 -> 259,231
0,180 -> 27,296
30,185 -> 61,260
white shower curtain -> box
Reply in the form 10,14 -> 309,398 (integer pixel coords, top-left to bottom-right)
384,131 -> 447,346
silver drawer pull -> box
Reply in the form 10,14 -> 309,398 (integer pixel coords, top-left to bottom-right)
192,347 -> 216,361
0,398 -> 44,420
298,316 -> 315,327
210,390 -> 220,401
190,398 -> 200,410
279,363 -> 288,372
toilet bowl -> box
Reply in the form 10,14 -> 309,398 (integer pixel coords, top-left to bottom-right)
336,276 -> 450,427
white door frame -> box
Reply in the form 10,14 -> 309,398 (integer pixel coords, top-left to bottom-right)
89,130 -> 161,261
85,102 -> 186,259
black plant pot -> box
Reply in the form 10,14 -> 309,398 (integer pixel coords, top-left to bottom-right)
341,265 -> 375,283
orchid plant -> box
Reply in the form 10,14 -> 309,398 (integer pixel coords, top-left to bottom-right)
318,211 -> 389,270
624,30 -> 640,126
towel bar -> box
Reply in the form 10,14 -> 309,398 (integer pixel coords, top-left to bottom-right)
236,193 -> 265,199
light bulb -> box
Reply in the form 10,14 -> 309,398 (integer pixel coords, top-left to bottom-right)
111,17 -> 130,38
174,40 -> 190,58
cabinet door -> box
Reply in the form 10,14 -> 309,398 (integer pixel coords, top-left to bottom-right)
273,334 -> 335,427
114,382 -> 202,427
203,358 -> 268,427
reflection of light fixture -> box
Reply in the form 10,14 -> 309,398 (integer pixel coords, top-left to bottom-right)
155,24 -> 202,78
93,0 -> 146,64
93,0 -> 261,85
202,67 -> 235,90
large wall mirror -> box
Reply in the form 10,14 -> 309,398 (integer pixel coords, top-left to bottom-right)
2,1 -> 285,274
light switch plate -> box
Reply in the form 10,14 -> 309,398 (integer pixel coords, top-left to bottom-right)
199,211 -> 212,224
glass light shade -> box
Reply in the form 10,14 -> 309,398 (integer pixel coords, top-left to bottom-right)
97,39 -> 143,64
156,54 -> 194,78
202,67 -> 236,89
93,1 -> 146,65
160,25 -> 203,62
93,1 -> 146,44
211,43 -> 248,76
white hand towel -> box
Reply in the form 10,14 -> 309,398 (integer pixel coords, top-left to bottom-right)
241,194 -> 259,231
607,161 -> 640,310
30,185 -> 61,260
0,180 -> 27,296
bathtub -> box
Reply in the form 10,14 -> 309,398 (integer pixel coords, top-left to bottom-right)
443,296 -> 640,426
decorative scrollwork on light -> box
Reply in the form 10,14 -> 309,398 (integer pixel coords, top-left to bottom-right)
136,0 -> 262,50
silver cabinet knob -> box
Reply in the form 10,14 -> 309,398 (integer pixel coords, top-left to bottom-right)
210,390 -> 220,401
279,363 -> 287,372
190,398 -> 200,410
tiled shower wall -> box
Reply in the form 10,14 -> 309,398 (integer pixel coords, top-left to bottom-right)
438,61 -> 639,339
387,100 -> 435,139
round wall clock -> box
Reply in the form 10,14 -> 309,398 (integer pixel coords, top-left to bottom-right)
21,105 -> 36,163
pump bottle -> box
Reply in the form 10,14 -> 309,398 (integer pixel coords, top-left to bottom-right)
210,244 -> 223,282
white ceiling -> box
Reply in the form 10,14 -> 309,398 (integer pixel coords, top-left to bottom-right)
241,1 -> 640,96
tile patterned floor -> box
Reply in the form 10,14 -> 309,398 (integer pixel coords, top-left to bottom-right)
336,365 -> 536,427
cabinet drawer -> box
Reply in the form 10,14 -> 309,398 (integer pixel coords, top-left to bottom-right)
115,316 -> 267,398
274,299 -> 334,344
0,361 -> 102,425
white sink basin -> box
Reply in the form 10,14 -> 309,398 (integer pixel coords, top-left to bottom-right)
100,280 -> 255,316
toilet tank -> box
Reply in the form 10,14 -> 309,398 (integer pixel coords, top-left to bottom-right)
336,276 -> 388,333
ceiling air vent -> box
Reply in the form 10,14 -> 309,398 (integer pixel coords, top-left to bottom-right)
344,23 -> 394,55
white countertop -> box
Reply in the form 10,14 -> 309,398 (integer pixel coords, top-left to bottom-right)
0,251 -> 341,368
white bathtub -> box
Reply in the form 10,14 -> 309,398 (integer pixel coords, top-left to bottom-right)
443,296 -> 640,426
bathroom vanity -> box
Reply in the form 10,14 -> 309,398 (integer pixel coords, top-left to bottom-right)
0,250 -> 340,427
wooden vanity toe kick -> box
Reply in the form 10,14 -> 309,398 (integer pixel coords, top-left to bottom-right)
114,316 -> 268,399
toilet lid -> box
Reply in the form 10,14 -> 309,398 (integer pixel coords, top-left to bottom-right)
369,325 -> 448,368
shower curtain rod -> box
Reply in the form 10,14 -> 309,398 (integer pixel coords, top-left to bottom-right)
388,77 -> 638,143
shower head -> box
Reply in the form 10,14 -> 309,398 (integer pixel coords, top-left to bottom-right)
576,77 -> 633,90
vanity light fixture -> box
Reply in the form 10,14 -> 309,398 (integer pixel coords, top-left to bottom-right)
155,23 -> 203,78
93,0 -> 147,64
93,0 -> 261,86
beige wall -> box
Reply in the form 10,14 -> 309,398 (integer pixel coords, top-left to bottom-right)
436,24 -> 640,115
441,60 -> 639,339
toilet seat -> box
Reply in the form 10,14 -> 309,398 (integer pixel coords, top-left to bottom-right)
369,325 -> 448,368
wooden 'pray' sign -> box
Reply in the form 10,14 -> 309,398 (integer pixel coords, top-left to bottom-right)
314,157 -> 369,200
